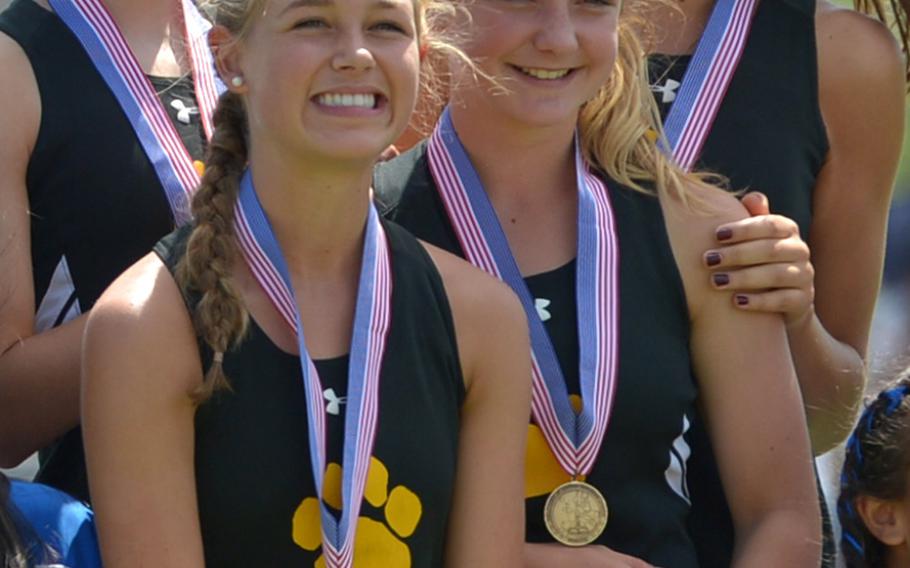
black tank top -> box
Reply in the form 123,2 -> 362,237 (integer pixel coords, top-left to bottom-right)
374,143 -> 700,566
649,0 -> 826,239
154,220 -> 465,567
649,1 -> 832,566
0,0 -> 206,501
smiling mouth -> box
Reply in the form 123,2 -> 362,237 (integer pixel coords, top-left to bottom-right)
315,93 -> 381,109
513,66 -> 574,80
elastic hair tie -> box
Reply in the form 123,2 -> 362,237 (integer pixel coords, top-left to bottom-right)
213,351 -> 224,364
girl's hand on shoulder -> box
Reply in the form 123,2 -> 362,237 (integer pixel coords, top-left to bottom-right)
525,542 -> 655,568
703,191 -> 815,327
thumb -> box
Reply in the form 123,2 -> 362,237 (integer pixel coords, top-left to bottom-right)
740,191 -> 770,217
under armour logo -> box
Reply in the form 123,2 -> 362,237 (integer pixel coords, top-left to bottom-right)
323,388 -> 347,416
170,99 -> 200,124
535,298 -> 552,322
651,78 -> 681,104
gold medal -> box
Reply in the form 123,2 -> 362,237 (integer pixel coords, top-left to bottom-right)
543,480 -> 608,547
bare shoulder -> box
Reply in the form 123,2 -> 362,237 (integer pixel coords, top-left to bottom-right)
89,254 -> 182,329
661,182 -> 749,252
816,2 -> 904,94
421,241 -> 526,325
85,253 -> 201,394
420,242 -> 528,387
660,183 -> 750,317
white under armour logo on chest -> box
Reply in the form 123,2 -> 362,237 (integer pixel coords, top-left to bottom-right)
651,78 -> 681,104
170,99 -> 199,124
323,388 -> 347,416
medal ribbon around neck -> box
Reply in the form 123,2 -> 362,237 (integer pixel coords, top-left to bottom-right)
50,0 -> 226,225
661,0 -> 759,171
427,108 -> 619,477
178,0 -> 223,141
234,171 -> 392,568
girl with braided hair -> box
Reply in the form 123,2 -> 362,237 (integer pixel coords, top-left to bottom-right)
81,0 -> 531,566
838,371 -> 910,568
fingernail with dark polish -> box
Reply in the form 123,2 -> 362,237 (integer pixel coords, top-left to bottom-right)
713,273 -> 730,287
735,294 -> 749,306
716,227 -> 733,241
705,252 -> 722,267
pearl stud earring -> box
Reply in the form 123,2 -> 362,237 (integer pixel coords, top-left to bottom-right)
231,76 -> 245,88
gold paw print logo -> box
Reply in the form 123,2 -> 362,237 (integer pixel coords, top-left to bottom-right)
526,395 -> 586,498
292,457 -> 422,567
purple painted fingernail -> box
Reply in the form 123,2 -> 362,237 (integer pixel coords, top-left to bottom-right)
705,252 -> 722,267
713,273 -> 730,287
716,227 -> 733,241
735,294 -> 749,306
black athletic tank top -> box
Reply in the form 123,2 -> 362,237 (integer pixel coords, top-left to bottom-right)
154,220 -> 465,567
374,143 -> 700,566
649,1 -> 832,566
0,0 -> 206,501
649,0 -> 827,239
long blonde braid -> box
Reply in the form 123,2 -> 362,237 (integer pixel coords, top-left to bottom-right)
177,0 -> 463,402
176,91 -> 250,403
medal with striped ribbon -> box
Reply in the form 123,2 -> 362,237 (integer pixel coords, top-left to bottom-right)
661,0 -> 760,171
427,109 -> 619,546
234,171 -> 392,568
50,0 -> 226,225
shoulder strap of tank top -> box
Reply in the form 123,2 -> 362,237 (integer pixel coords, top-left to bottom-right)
0,0 -> 50,49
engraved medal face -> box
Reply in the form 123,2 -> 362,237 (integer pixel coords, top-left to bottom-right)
543,481 -> 608,547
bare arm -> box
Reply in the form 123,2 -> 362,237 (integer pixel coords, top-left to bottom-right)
666,190 -> 822,566
0,31 -> 90,466
82,254 -> 206,567
698,7 -> 905,454
524,543 -> 654,568
427,245 -> 530,568
801,5 -> 905,452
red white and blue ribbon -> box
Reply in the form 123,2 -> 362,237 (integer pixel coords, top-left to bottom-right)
661,0 -> 760,171
179,0 -> 223,141
234,170 -> 391,568
428,109 -> 619,477
49,0 -> 226,225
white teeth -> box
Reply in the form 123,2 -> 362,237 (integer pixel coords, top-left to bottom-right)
519,67 -> 571,80
317,93 -> 377,108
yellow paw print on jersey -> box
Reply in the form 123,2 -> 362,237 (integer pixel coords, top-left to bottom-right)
526,395 -> 586,498
292,457 -> 422,568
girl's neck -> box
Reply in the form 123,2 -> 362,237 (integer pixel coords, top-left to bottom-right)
648,0 -> 715,56
247,146 -> 375,280
447,100 -> 578,208
445,97 -> 580,275
39,0 -> 182,75
106,0 -> 186,76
